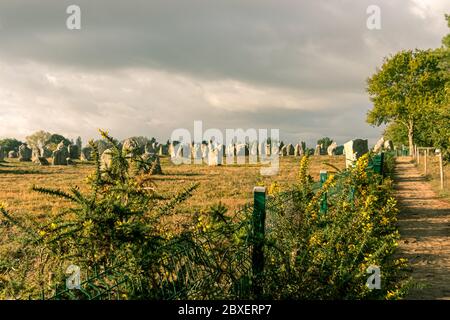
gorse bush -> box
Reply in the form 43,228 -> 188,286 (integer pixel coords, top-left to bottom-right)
261,154 -> 407,299
0,133 -> 407,299
1,130 -> 199,299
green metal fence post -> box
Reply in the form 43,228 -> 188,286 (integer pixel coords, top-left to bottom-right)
320,170 -> 328,213
252,186 -> 266,298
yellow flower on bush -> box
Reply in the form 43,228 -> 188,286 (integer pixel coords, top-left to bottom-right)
83,219 -> 93,229
268,182 -> 281,195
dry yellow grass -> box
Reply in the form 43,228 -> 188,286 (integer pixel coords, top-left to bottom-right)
0,155 -> 346,298
0,155 -> 346,217
413,154 -> 450,202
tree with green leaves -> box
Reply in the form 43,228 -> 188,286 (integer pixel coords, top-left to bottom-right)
367,49 -> 447,155
317,137 -> 333,153
25,130 -> 52,150
0,138 -> 24,153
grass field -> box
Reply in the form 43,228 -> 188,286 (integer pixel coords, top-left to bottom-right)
0,155 -> 347,298
0,155 -> 346,218
413,153 -> 450,202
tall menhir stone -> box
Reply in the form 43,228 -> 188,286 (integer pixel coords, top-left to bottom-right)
68,145 -> 80,159
81,147 -> 92,161
52,142 -> 69,165
344,139 -> 369,168
18,144 -> 32,162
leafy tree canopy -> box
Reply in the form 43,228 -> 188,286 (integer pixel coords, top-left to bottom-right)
0,138 -> 24,153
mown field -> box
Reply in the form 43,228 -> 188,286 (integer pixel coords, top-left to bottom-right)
0,155 -> 346,298
0,155 -> 345,217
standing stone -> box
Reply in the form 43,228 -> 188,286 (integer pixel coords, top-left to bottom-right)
384,140 -> 394,151
271,144 -> 279,156
80,147 -> 92,161
294,144 -> 303,157
145,142 -> 156,154
172,143 -> 191,164
208,146 -> 223,166
122,138 -> 139,156
235,144 -> 247,164
192,143 -> 202,163
286,144 -> 295,156
31,147 -> 41,161
226,144 -> 235,160
8,150 -> 18,158
34,157 -> 49,166
258,142 -> 269,161
327,142 -> 338,156
280,145 -> 288,156
314,145 -> 321,156
169,143 -> 176,158
68,145 -> 79,159
52,142 -> 69,165
250,142 -> 258,156
335,145 -> 344,155
158,144 -> 167,156
18,144 -> 32,162
100,149 -> 113,170
201,144 -> 209,160
265,144 -> 272,157
344,139 -> 369,168
41,147 -> 52,158
249,142 -> 258,163
373,137 -> 384,153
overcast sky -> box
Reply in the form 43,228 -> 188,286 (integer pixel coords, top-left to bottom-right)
0,0 -> 449,146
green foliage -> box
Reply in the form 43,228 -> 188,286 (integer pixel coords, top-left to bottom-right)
0,144 -> 407,300
0,138 -> 23,153
260,154 -> 407,299
45,134 -> 71,151
369,16 -> 450,158
317,137 -> 333,152
25,130 -> 52,150
1,130 -> 199,299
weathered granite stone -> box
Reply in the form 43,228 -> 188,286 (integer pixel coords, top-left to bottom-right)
34,157 -> 50,166
314,145 -> 321,156
344,139 -> 369,168
373,137 -> 384,153
100,149 -> 113,170
81,147 -> 92,161
122,138 -> 139,155
335,145 -> 344,155
8,150 -> 18,158
294,144 -> 303,157
68,145 -> 79,159
286,144 -> 295,156
327,142 -> 338,156
18,144 -> 32,162
384,140 -> 394,151
52,142 -> 69,165
208,146 -> 223,166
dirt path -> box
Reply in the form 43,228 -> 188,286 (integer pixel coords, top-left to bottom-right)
394,157 -> 450,300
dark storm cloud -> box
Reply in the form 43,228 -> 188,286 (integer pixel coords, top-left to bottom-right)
0,0 -> 448,144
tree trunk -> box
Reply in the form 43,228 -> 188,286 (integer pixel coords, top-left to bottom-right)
408,120 -> 414,156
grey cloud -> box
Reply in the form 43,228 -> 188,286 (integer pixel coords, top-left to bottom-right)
0,0 -> 448,145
